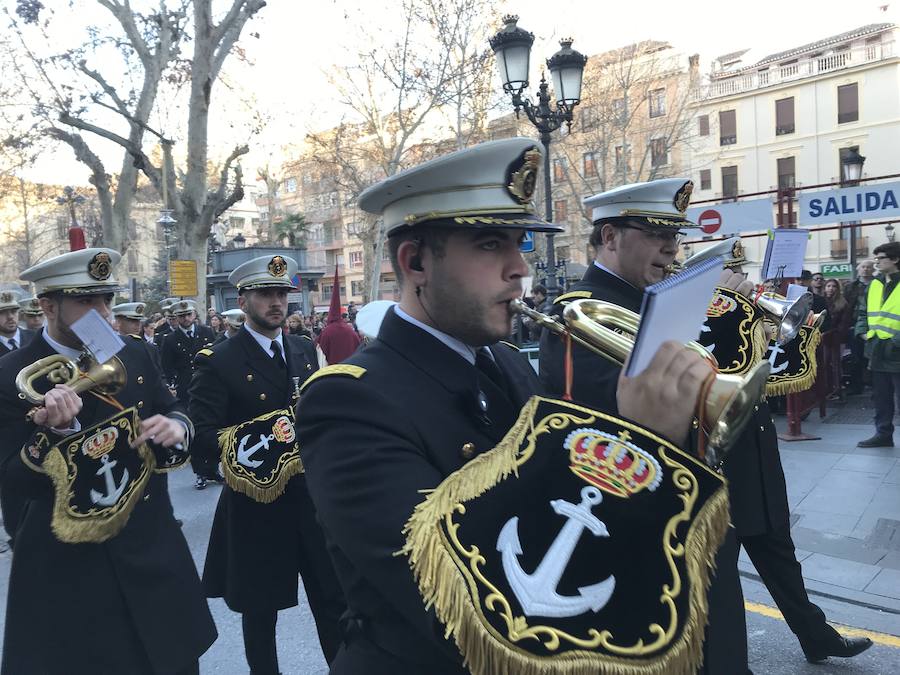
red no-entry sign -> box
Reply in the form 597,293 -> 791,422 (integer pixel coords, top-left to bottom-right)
699,209 -> 722,234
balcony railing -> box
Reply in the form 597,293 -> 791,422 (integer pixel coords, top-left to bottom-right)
696,41 -> 894,100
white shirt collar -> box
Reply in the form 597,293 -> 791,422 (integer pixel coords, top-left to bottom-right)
42,327 -> 83,360
2,328 -> 21,349
393,305 -> 485,365
180,324 -> 194,336
594,260 -> 636,288
243,322 -> 284,358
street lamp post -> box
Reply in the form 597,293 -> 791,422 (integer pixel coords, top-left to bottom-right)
841,147 -> 866,271
55,186 -> 87,250
490,15 -> 587,300
157,209 -> 177,293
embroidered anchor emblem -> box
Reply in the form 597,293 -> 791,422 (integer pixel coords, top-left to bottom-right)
89,454 -> 129,506
497,486 -> 616,618
237,433 -> 274,468
766,342 -> 789,374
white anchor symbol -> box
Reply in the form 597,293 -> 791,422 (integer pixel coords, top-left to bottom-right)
497,486 -> 616,618
766,342 -> 789,374
89,454 -> 129,506
236,433 -> 275,468
700,321 -> 715,354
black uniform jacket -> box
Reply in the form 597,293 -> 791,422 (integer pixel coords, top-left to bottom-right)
0,327 -> 36,357
189,327 -> 324,612
539,263 -> 789,537
161,324 -> 215,401
153,321 -> 172,346
539,263 -> 640,413
0,334 -> 216,674
297,308 -> 541,674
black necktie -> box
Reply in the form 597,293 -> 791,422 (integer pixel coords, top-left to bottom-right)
271,340 -> 286,369
8,338 -> 16,351
476,349 -> 508,396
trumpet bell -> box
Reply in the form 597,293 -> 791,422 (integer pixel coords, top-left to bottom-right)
16,354 -> 127,406
704,360 -> 770,466
757,292 -> 812,345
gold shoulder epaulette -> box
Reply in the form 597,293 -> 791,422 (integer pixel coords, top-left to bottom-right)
554,290 -> 592,304
301,335 -> 312,341
129,334 -> 143,340
300,364 -> 367,393
196,348 -> 214,358
498,340 -> 521,352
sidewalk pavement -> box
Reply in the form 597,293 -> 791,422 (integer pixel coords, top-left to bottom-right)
751,393 -> 900,615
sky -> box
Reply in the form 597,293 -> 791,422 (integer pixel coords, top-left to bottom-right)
21,0 -> 898,187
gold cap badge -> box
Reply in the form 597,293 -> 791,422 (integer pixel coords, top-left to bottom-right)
268,256 -> 288,277
506,147 -> 540,205
673,180 -> 694,214
87,252 -> 113,281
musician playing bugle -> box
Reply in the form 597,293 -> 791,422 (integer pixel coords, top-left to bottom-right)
539,178 -> 750,674
540,180 -> 871,668
297,140 -> 729,675
0,248 -> 216,674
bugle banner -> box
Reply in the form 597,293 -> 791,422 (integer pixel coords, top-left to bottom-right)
217,407 -> 302,503
22,406 -> 155,544
403,396 -> 730,675
764,325 -> 821,396
697,287 -> 768,376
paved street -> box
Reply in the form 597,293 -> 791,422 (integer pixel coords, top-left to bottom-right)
0,396 -> 898,673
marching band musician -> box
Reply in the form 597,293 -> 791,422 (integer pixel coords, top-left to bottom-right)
215,308 -> 246,344
18,296 -> 45,331
0,290 -> 35,356
540,179 -> 871,668
112,301 -> 148,338
296,139 -> 717,674
538,178 -> 751,674
189,255 -> 345,673
0,248 -> 216,674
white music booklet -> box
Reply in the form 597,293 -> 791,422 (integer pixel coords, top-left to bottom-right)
624,257 -> 723,378
70,309 -> 126,365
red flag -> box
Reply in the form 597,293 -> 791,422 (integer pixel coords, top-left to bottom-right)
327,263 -> 342,323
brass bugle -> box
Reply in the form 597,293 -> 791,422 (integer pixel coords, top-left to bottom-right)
16,354 -> 127,411
511,298 -> 769,467
756,291 -> 813,345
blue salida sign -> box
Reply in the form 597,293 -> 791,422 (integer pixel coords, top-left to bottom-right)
800,180 -> 900,225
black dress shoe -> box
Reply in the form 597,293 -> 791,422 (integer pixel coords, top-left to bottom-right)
801,629 -> 873,663
857,434 -> 894,448
194,475 -> 207,490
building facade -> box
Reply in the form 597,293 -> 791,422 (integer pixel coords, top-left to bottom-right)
686,23 -> 900,279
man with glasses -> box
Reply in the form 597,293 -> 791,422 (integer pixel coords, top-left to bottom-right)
539,177 -> 750,674
858,242 -> 900,447
539,178 -> 689,409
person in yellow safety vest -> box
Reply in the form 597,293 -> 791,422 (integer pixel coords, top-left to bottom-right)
858,241 -> 900,448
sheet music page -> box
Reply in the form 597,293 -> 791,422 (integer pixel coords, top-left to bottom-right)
761,229 -> 809,280
70,309 -> 126,364
625,257 -> 723,378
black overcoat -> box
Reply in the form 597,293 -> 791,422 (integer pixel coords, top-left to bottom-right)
296,308 -> 540,674
188,327 -> 344,625
160,324 -> 215,402
0,334 -> 216,674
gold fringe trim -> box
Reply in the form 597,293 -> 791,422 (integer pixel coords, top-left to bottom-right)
43,414 -> 155,544
217,421 -> 303,504
402,397 -> 731,675
765,328 -> 821,396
